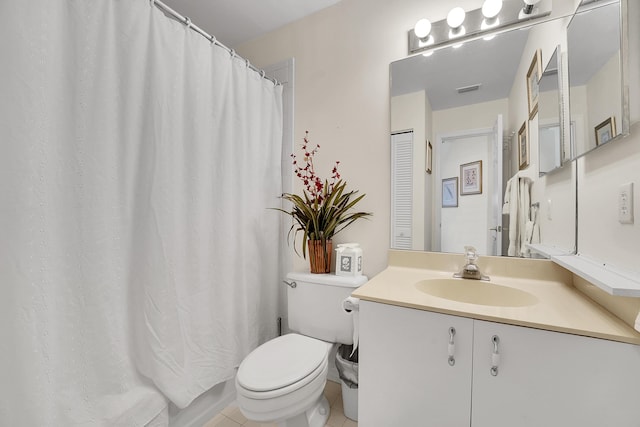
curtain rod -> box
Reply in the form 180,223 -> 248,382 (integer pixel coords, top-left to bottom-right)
151,0 -> 280,86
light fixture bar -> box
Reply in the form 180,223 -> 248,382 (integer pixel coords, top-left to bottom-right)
408,0 -> 552,55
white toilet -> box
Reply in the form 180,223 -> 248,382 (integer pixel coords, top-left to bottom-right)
235,272 -> 367,427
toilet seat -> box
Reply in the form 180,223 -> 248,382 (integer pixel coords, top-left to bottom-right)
237,334 -> 329,399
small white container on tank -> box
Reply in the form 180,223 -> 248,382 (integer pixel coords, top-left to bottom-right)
335,243 -> 363,277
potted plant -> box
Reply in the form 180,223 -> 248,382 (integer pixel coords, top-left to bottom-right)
276,131 -> 371,273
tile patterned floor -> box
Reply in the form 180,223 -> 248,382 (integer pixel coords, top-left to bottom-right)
203,380 -> 357,427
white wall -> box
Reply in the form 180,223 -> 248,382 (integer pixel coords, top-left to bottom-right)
237,0 -> 639,276
432,99 -> 509,138
586,52 -> 623,146
538,89 -> 562,173
570,53 -> 622,155
570,85 -> 589,156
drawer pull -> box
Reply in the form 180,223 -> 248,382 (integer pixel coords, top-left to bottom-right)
490,335 -> 500,376
448,327 -> 456,366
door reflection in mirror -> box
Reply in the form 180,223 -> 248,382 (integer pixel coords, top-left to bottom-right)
436,119 -> 503,257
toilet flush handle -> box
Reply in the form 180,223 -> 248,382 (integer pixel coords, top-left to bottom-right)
283,280 -> 297,288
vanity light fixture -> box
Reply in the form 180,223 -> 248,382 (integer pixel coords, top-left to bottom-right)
407,0 -> 551,55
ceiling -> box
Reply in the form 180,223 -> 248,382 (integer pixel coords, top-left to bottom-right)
160,0 -> 342,47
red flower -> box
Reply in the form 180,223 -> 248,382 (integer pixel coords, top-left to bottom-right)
291,131 -> 341,205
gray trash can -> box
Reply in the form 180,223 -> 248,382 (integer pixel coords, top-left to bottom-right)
335,344 -> 358,421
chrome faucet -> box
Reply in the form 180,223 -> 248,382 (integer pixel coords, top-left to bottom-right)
453,246 -> 490,281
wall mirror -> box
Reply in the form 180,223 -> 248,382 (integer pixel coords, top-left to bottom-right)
538,47 -> 565,175
568,0 -> 629,159
390,16 -> 573,257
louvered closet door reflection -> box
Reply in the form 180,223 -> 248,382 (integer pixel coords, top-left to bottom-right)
391,131 -> 413,249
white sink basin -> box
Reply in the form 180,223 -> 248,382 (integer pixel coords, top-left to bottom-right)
415,278 -> 538,307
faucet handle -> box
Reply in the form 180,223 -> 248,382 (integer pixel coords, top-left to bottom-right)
464,246 -> 478,262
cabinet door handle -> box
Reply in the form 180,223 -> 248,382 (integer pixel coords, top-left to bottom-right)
490,335 -> 500,376
448,327 -> 456,366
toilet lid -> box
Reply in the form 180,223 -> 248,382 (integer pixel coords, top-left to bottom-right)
237,334 -> 328,392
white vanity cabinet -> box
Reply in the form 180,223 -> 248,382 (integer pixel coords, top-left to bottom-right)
359,300 -> 640,427
358,300 -> 474,426
471,320 -> 640,427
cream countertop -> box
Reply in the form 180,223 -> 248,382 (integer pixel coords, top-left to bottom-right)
352,250 -> 640,345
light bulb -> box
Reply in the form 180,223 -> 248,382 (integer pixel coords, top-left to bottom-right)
447,7 -> 466,29
482,0 -> 503,19
414,18 -> 432,39
521,0 -> 541,16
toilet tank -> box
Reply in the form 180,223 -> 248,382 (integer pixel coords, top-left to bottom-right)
286,272 -> 368,344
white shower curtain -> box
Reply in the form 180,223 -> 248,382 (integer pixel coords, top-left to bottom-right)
0,0 -> 283,425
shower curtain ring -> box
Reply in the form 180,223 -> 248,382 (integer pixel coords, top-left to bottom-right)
260,70 -> 266,78
229,49 -> 236,58
245,58 -> 251,68
184,17 -> 192,28
210,35 -> 216,45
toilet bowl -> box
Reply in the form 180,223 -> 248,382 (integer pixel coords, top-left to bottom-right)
236,334 -> 332,427
235,272 -> 368,427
